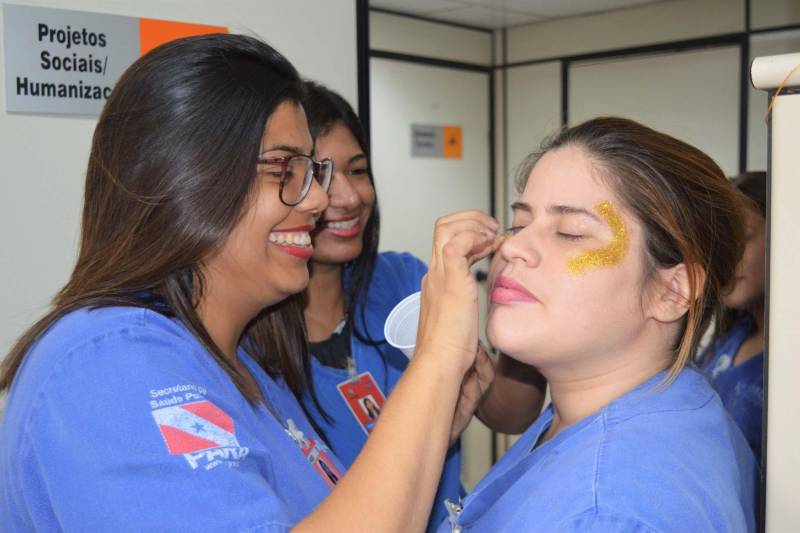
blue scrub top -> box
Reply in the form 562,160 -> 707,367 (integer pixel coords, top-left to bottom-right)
0,306 -> 341,532
302,251 -> 464,532
701,313 -> 764,458
438,368 -> 756,532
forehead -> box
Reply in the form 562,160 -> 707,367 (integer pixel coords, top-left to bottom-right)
261,100 -> 312,152
520,145 -> 615,208
316,122 -> 361,153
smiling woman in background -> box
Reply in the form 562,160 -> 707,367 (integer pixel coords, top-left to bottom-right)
299,81 -> 546,531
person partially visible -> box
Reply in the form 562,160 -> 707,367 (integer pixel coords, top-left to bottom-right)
299,81 -> 546,530
700,171 -> 766,459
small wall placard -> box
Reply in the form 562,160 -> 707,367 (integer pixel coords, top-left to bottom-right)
411,124 -> 462,159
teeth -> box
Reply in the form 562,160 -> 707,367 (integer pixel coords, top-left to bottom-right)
268,232 -> 311,247
327,217 -> 359,230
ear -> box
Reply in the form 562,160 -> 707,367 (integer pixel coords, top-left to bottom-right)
646,263 -> 703,324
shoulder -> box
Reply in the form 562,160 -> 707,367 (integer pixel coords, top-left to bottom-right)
604,368 -> 716,426
591,371 -> 755,530
7,307 -> 222,425
372,251 -> 428,282
25,306 -> 200,373
363,252 -> 427,308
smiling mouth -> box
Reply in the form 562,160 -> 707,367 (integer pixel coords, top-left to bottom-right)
268,228 -> 314,259
268,231 -> 312,247
325,217 -> 359,230
322,216 -> 361,237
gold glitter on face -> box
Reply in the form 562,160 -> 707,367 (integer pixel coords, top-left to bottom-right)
566,200 -> 628,275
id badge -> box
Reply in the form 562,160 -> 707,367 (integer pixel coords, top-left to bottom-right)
300,437 -> 342,488
336,371 -> 387,435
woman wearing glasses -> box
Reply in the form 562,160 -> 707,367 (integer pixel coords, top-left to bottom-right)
299,81 -> 546,531
0,35 -> 497,532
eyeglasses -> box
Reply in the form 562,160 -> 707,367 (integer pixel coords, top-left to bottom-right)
258,154 -> 333,206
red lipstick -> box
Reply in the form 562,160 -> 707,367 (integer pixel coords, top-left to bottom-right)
274,244 -> 313,259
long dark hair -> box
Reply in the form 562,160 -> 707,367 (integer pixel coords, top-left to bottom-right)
302,80 -> 381,347
515,117 -> 747,380
714,171 -> 767,345
1,34 -> 312,405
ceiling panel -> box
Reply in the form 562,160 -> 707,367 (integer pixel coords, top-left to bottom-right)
429,5 -> 542,29
370,0 -> 673,29
457,0 -> 668,18
370,0 -> 467,15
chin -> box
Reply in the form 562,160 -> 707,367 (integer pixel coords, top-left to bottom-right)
487,318 -> 526,358
312,246 -> 362,266
721,291 -> 749,310
279,270 -> 310,298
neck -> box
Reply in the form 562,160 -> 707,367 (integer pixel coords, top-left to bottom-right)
747,299 -> 765,334
539,330 -> 672,442
196,297 -> 252,363
196,273 -> 262,363
304,262 -> 345,342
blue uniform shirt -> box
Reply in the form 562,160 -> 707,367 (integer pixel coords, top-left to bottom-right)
302,251 -> 463,531
0,306 -> 342,532
438,369 -> 756,532
701,314 -> 764,458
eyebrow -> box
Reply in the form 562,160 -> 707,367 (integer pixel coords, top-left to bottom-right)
510,201 -> 531,213
259,144 -> 310,156
509,201 -> 601,223
546,205 -> 602,223
349,154 -> 367,165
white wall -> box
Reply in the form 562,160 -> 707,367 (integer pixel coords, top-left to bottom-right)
506,0 -> 744,64
504,62 -> 560,220
764,89 -> 800,533
0,0 -> 358,358
369,56 -> 493,489
569,46 -> 741,175
502,0 -> 800,179
751,0 -> 800,30
370,10 -> 491,66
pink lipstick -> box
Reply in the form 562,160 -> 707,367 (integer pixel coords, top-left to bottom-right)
490,275 -> 539,304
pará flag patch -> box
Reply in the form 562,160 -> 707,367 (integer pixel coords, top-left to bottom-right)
152,400 -> 239,454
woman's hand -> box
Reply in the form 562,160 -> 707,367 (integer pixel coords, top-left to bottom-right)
450,342 -> 496,446
297,212 -> 500,533
415,210 -> 500,375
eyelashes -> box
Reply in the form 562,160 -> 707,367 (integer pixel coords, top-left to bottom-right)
503,226 -> 585,241
557,232 -> 584,241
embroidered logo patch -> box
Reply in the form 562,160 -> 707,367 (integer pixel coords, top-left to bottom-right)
152,400 -> 239,454
149,388 -> 250,471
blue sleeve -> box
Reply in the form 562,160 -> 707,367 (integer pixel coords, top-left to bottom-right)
20,327 -> 293,532
379,251 -> 428,294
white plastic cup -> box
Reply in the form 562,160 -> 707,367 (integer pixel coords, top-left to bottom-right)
384,291 -> 421,358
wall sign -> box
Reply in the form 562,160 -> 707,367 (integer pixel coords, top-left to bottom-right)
411,124 -> 462,159
3,4 -> 227,116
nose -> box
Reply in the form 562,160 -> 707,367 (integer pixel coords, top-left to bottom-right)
297,176 -> 329,216
499,227 -> 541,268
327,171 -> 360,209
